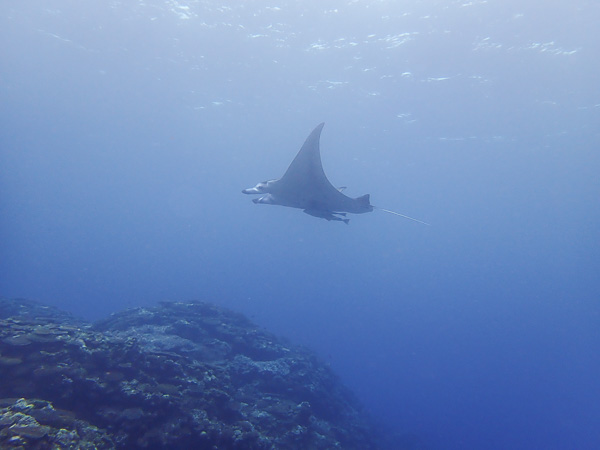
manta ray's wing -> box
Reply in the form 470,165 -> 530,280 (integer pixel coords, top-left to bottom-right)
278,123 -> 355,209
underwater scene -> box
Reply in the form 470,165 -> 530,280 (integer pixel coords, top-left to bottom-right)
1,1 -> 599,449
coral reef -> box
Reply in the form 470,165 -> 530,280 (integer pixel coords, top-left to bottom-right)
0,298 -> 378,449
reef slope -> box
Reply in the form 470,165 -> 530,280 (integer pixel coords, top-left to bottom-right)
0,299 -> 377,449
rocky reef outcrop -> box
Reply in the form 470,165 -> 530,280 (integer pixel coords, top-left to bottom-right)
0,298 -> 378,449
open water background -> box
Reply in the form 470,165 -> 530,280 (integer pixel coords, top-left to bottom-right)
1,1 -> 599,448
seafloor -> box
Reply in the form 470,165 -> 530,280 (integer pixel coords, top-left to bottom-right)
0,298 -> 379,449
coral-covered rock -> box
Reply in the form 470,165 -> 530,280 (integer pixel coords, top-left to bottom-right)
0,398 -> 114,449
0,298 -> 378,449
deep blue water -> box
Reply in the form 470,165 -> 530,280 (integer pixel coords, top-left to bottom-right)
1,1 -> 599,448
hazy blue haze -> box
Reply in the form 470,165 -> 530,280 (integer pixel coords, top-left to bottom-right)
1,1 -> 599,448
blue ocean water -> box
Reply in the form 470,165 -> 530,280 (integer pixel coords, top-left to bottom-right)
1,1 -> 599,448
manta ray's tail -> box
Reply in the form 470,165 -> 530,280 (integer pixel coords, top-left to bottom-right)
376,207 -> 430,226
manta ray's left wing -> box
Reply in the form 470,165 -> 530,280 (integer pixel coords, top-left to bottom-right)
278,123 -> 351,206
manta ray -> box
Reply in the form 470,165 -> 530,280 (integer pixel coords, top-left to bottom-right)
243,123 -> 429,225
242,123 -> 372,224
